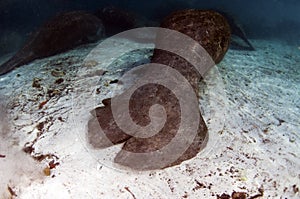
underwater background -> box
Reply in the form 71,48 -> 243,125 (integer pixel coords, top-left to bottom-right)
1,0 -> 300,56
0,0 -> 299,198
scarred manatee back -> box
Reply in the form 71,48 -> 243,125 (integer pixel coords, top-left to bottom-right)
0,11 -> 105,75
26,11 -> 105,57
157,9 -> 231,64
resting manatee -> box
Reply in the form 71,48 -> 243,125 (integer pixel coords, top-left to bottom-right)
0,11 -> 105,75
88,9 -> 231,169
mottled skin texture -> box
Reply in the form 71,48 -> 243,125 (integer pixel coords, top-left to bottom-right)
158,10 -> 231,64
0,11 -> 104,75
88,9 -> 231,169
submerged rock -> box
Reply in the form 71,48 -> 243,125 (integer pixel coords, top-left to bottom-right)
88,9 -> 231,170
0,11 -> 105,75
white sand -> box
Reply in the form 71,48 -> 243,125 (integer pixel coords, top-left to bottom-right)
0,38 -> 299,198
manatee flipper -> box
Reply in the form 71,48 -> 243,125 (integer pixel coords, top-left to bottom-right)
0,50 -> 36,75
238,32 -> 255,50
216,10 -> 255,51
0,11 -> 104,75
229,23 -> 255,51
88,98 -> 132,148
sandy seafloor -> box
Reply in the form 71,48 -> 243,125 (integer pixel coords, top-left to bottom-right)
0,37 -> 299,199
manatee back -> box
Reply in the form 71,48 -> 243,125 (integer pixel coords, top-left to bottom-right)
27,11 -> 105,57
0,11 -> 105,75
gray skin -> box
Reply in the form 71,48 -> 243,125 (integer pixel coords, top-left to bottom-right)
0,11 -> 104,75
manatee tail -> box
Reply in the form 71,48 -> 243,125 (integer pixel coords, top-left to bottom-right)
0,51 -> 36,75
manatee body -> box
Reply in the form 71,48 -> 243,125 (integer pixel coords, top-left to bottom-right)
114,9 -> 231,169
88,9 -> 231,169
0,11 -> 104,75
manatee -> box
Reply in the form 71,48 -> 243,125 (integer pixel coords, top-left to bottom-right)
0,11 -> 105,75
114,10 -> 230,169
88,9 -> 231,169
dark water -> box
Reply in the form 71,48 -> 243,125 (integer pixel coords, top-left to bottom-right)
0,0 -> 300,56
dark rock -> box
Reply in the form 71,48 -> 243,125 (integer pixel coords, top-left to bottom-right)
54,78 -> 64,84
32,77 -> 42,88
51,69 -> 65,77
232,191 -> 247,199
0,11 -> 105,75
217,193 -> 231,199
